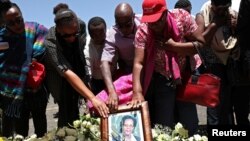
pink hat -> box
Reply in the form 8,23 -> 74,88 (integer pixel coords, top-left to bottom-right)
141,0 -> 167,23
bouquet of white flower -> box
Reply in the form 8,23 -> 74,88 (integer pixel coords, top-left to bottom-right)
73,113 -> 101,141
152,122 -> 208,141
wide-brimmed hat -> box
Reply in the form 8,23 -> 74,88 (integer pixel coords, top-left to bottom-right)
141,0 -> 167,23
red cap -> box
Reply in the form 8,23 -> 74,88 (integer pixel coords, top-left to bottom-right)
141,0 -> 167,23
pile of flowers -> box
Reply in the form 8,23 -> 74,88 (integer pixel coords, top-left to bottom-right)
152,123 -> 208,141
0,114 -> 101,141
0,115 -> 208,141
72,113 -> 101,141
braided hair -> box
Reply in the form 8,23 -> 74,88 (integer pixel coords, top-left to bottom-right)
53,3 -> 69,15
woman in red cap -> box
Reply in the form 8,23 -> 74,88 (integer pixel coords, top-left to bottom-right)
130,0 -> 205,135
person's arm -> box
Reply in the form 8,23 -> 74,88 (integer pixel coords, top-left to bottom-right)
100,60 -> 119,111
100,30 -> 119,111
128,25 -> 147,108
130,47 -> 145,108
44,29 -> 109,117
195,13 -> 205,34
163,11 -> 205,56
63,69 -> 109,117
198,7 -> 228,46
32,23 -> 48,61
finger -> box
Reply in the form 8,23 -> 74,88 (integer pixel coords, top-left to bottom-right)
114,102 -> 118,110
103,106 -> 109,118
99,108 -> 106,118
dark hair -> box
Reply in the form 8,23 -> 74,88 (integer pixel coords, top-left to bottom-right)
53,3 -> 69,15
211,0 -> 232,6
87,16 -> 106,33
174,0 -> 191,9
0,0 -> 21,16
120,115 -> 137,133
54,9 -> 77,27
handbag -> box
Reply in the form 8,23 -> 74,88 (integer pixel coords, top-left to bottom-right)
26,61 -> 46,89
176,53 -> 221,108
176,71 -> 221,107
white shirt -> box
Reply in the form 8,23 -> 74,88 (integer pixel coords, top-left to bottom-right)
84,36 -> 117,79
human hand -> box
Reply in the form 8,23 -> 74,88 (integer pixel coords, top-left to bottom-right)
107,92 -> 119,112
91,97 -> 109,118
155,38 -> 176,50
127,92 -> 145,109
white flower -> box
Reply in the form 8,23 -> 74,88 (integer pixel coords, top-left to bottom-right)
85,113 -> 91,120
81,120 -> 88,127
171,136 -> 180,141
30,134 -> 37,139
157,134 -> 169,141
151,129 -> 158,138
193,134 -> 202,141
86,121 -> 92,128
96,118 -> 101,124
73,120 -> 81,128
188,136 -> 194,141
177,127 -> 188,138
14,134 -> 24,141
175,122 -> 183,131
173,123 -> 188,138
201,136 -> 208,141
24,134 -> 37,141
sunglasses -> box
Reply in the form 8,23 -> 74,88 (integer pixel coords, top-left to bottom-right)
61,31 -> 80,38
116,21 -> 133,29
6,17 -> 23,27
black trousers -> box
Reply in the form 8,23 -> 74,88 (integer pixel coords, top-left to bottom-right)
58,81 -> 79,128
231,85 -> 250,125
15,86 -> 48,137
207,64 -> 234,125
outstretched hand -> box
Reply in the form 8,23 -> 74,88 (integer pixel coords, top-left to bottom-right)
91,97 -> 109,118
107,92 -> 119,112
127,92 -> 145,109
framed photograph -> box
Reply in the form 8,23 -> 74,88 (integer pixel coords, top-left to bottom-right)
101,101 -> 152,141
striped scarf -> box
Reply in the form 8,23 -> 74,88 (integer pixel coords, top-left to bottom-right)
0,22 -> 47,117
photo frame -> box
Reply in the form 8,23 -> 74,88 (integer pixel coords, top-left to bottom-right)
101,101 -> 152,141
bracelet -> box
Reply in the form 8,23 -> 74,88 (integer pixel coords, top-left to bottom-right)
192,41 -> 207,68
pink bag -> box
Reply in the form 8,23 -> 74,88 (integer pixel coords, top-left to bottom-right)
87,74 -> 133,111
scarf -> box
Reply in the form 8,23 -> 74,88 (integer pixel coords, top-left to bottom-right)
143,11 -> 181,95
0,22 -> 47,117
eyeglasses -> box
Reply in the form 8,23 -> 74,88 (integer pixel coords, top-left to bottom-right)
6,17 -> 23,27
116,21 -> 133,29
61,31 -> 80,38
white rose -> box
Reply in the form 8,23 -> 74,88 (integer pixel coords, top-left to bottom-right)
73,120 -> 81,128
201,136 -> 208,141
193,134 -> 202,141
